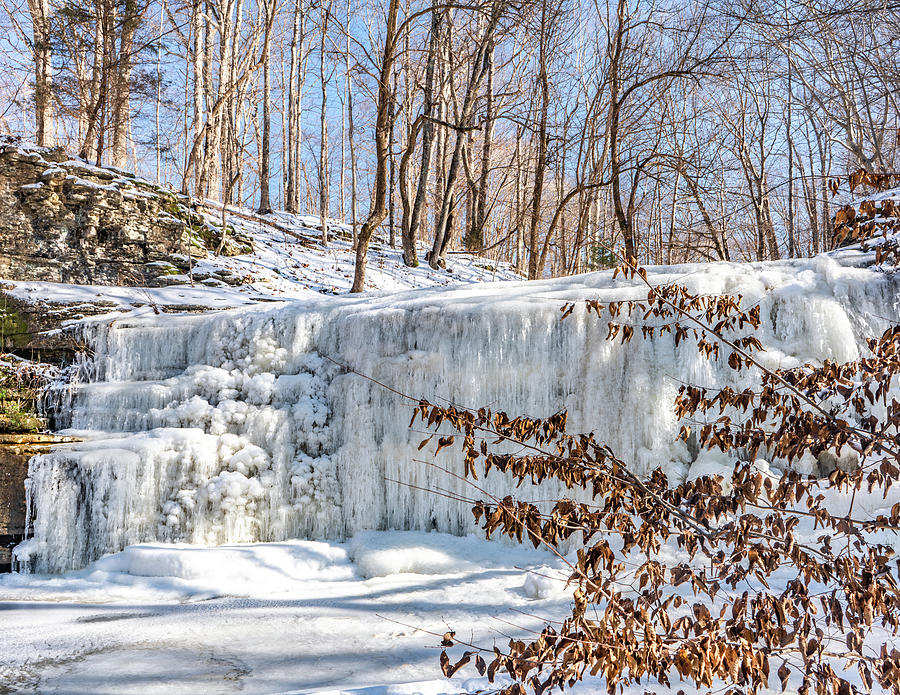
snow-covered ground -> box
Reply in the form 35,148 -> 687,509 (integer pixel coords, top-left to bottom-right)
0,530 -> 592,695
4,494 -> 892,695
187,208 -> 523,297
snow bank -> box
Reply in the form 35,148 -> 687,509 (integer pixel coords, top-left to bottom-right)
94,540 -> 354,586
20,254 -> 900,572
3,539 -> 356,602
348,531 -> 554,579
5,279 -> 266,316
299,680 -> 502,695
522,566 -> 571,600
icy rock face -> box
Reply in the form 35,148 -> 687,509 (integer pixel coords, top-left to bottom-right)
19,255 -> 900,572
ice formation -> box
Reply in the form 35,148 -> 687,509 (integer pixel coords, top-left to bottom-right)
18,254 -> 900,572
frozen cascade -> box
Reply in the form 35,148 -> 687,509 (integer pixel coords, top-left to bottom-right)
17,254 -> 900,572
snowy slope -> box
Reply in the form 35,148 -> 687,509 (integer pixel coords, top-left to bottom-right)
3,192 -> 523,327
187,207 -> 523,296
3,215 -> 522,324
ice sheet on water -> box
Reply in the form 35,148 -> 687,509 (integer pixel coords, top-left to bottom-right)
0,530 -> 586,695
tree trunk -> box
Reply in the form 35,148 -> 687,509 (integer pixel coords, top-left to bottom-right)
200,0 -> 218,198
405,4 -> 443,267
527,0 -> 551,278
348,70 -> 358,246
79,16 -> 104,161
110,0 -> 142,168
319,0 -> 331,242
351,0 -> 400,292
27,0 -> 53,146
388,70 -> 397,247
430,3 -> 502,268
466,36 -> 493,252
155,0 -> 166,182
286,0 -> 305,212
258,0 -> 273,214
399,116 -> 423,262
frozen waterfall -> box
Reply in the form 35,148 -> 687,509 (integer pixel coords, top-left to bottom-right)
17,254 -> 900,573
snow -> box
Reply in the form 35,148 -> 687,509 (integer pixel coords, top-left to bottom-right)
3,140 -> 524,319
186,207 -> 523,297
348,530 -> 554,579
0,521 -> 867,693
68,175 -> 120,192
4,279 -> 267,316
522,566 -> 571,600
0,531 -> 594,695
2,206 -> 523,322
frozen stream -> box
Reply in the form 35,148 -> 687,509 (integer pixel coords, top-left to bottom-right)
0,531 -> 583,694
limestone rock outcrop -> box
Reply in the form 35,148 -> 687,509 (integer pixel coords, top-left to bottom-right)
0,139 -> 250,286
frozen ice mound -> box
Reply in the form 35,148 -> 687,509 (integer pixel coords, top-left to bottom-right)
522,566 -> 571,600
94,540 -> 353,583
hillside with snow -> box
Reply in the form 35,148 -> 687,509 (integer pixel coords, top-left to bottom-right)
187,207 -> 523,296
3,213 -> 524,326
0,138 -> 522,323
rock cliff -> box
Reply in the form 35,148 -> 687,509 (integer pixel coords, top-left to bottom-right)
0,139 -> 249,286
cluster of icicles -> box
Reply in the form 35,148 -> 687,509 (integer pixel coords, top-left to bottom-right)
17,255 -> 900,572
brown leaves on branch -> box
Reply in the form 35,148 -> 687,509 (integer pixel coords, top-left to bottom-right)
419,259 -> 900,695
847,170 -> 898,194
832,191 -> 900,265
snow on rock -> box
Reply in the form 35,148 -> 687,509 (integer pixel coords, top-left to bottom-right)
685,448 -> 736,487
4,279 -> 267,317
17,254 -> 900,573
522,566 -> 571,600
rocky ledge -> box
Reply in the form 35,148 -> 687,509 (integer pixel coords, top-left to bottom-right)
0,138 -> 251,287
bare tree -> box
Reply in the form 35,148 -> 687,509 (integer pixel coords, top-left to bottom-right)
257,0 -> 274,213
429,0 -> 507,269
405,2 -> 444,267
318,0 -> 331,242
350,0 -> 400,292
285,0 -> 307,212
26,0 -> 53,145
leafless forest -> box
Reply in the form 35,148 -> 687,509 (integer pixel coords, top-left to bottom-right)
1,0 -> 897,278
